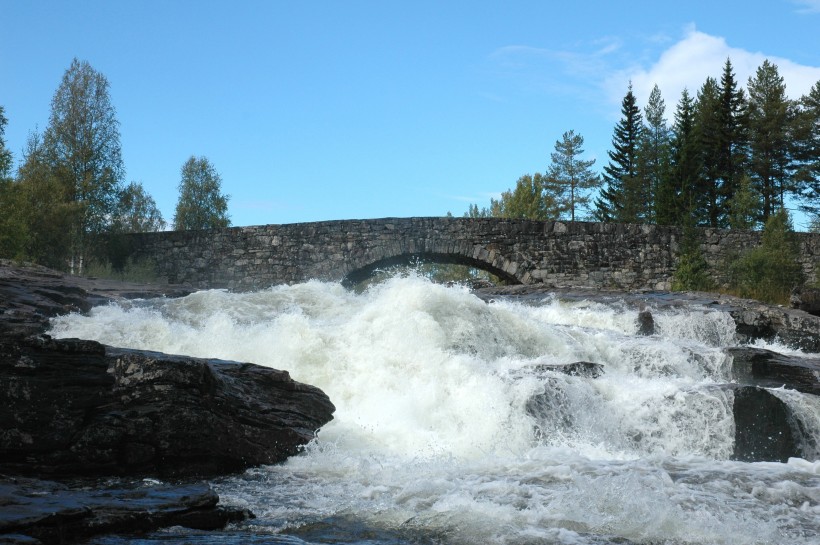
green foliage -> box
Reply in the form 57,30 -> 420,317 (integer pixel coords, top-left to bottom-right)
672,217 -> 714,291
173,156 -> 231,230
545,130 -> 599,221
727,174 -> 760,230
466,173 -> 557,220
42,58 -> 125,273
793,81 -> 820,214
640,85 -> 671,224
658,89 -> 700,225
13,131 -> 79,269
0,106 -> 12,180
747,60 -> 791,222
492,173 -> 556,220
727,209 -> 803,304
594,83 -> 647,223
113,181 -> 166,233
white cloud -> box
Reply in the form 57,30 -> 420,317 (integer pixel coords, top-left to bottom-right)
792,0 -> 820,13
613,25 -> 820,111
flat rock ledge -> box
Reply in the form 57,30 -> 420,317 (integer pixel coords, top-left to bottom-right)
0,478 -> 249,545
0,262 -> 335,542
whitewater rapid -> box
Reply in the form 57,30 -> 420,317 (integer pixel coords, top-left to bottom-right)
49,275 -> 820,545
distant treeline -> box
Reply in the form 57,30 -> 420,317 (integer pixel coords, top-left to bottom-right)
464,58 -> 820,233
0,58 -> 231,275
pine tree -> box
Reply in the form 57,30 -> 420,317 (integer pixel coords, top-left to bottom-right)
747,59 -> 792,221
594,83 -> 646,223
545,130 -> 599,221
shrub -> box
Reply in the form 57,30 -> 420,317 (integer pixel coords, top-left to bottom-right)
727,209 -> 803,304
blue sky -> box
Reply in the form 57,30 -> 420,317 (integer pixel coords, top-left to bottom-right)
2,1 -> 820,228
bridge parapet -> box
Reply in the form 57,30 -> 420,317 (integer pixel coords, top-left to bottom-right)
119,217 -> 820,291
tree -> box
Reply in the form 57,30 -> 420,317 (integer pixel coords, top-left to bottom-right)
173,156 -> 231,230
640,85 -> 672,224
113,181 -> 166,233
695,77 -> 723,226
0,106 -> 11,180
747,59 -> 792,221
594,83 -> 646,223
659,88 -> 700,226
716,58 -> 749,221
0,106 -> 25,258
793,80 -> 820,215
728,208 -> 802,303
727,174 -> 760,230
14,131 -> 80,268
464,203 -> 493,218
42,58 -> 125,273
492,173 -> 555,220
545,130 -> 599,221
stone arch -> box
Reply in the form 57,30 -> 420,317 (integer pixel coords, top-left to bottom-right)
341,251 -> 523,288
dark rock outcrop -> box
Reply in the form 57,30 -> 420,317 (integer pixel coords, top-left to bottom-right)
0,477 -> 249,545
0,260 -> 193,340
723,384 -> 804,463
727,346 -> 820,396
636,308 -> 655,336
0,261 -> 335,478
0,261 -> 336,542
0,335 -> 335,479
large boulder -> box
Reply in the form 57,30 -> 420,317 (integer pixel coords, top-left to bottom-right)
0,335 -> 335,478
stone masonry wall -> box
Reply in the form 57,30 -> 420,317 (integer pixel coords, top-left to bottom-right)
120,218 -> 820,291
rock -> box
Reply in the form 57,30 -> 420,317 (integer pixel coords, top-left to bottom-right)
0,477 -> 250,545
636,308 -> 655,336
0,260 -> 193,340
726,347 -> 820,396
531,361 -> 605,379
790,286 -> 820,316
723,384 -> 804,463
0,335 -> 335,478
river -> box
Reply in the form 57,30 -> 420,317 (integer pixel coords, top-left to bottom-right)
48,274 -> 820,545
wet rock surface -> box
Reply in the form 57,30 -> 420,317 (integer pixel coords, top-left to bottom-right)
0,477 -> 250,545
0,262 -> 335,542
727,346 -> 820,396
0,336 -> 335,478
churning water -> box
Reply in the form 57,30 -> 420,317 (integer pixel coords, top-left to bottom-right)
49,275 -> 820,545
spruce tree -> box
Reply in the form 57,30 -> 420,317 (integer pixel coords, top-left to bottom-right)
747,60 -> 792,221
640,85 -> 672,224
793,80 -> 820,215
661,88 -> 701,226
594,83 -> 645,223
545,130 -> 599,221
716,58 -> 749,222
695,77 -> 723,226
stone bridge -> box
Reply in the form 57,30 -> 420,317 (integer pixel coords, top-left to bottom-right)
119,217 -> 820,291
